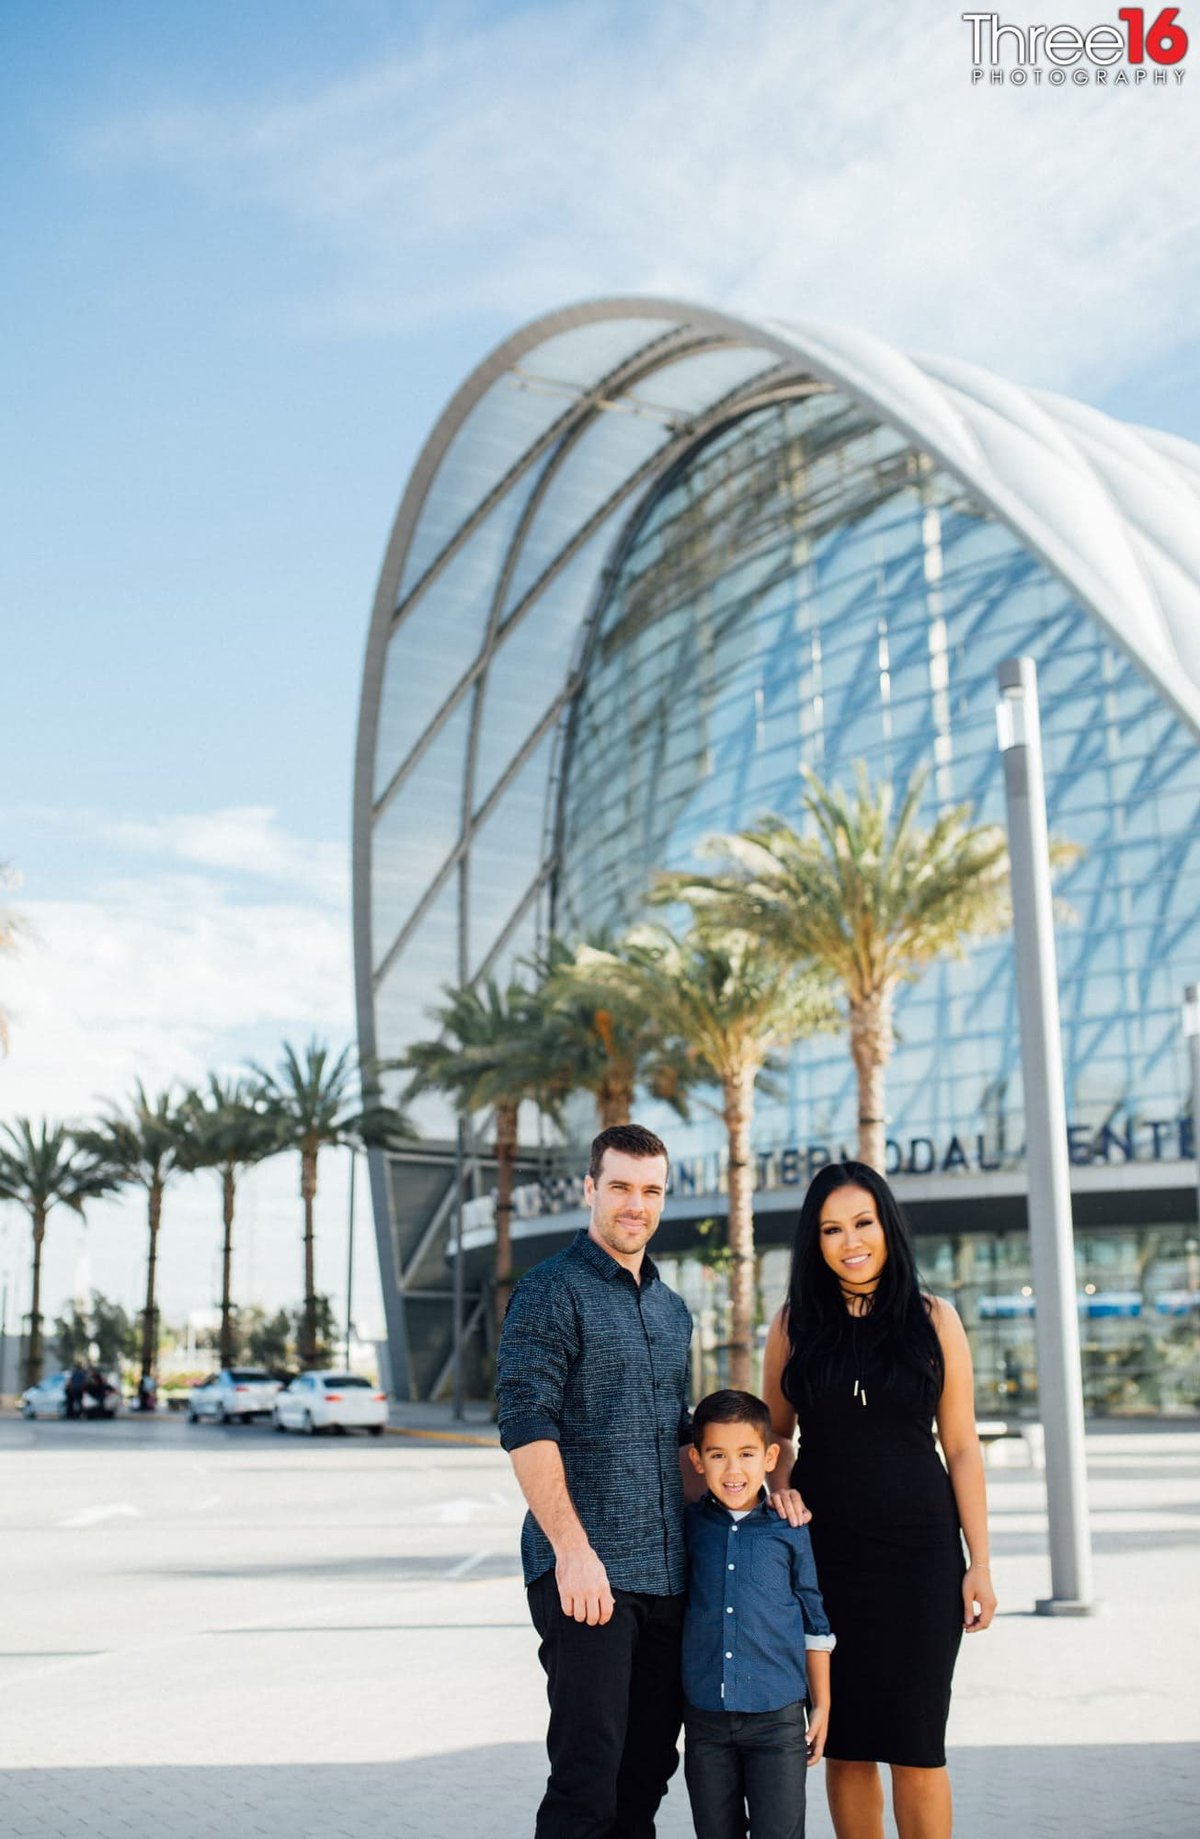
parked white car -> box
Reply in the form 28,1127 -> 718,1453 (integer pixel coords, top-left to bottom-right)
187,1367 -> 281,1423
20,1370 -> 122,1419
273,1371 -> 388,1436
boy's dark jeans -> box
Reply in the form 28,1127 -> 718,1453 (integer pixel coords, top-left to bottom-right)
527,1570 -> 684,1838
683,1700 -> 808,1839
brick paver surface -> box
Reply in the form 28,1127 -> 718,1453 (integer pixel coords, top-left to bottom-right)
0,1413 -> 1196,1836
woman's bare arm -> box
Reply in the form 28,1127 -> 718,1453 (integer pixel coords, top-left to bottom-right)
932,1297 -> 997,1632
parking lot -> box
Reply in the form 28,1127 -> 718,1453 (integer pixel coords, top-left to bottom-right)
0,1413 -> 1198,1837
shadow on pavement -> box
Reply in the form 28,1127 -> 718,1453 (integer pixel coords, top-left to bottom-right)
2,1742 -> 1197,1839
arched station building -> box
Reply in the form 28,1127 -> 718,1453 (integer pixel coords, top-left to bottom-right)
353,299 -> 1200,1411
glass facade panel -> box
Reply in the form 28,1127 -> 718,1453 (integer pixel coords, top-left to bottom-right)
401,318 -> 677,597
558,393 -> 1200,1162
373,878 -> 459,1138
471,510 -> 625,808
399,384 -> 565,596
376,489 -> 530,796
662,1222 -> 1200,1417
503,411 -> 674,615
629,346 -> 782,417
371,698 -> 469,971
467,730 -> 555,978
519,317 -> 679,387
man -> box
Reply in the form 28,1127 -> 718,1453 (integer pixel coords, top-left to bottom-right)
497,1122 -> 809,1838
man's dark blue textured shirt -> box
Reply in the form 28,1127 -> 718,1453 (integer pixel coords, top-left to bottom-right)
682,1494 -> 835,1713
496,1229 -> 693,1594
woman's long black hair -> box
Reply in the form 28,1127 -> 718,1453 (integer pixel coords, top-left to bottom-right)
783,1160 -> 944,1411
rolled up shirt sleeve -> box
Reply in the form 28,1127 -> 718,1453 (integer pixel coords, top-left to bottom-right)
496,1271 -> 578,1452
791,1533 -> 836,1652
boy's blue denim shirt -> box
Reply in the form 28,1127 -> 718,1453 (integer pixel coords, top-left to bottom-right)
682,1492 -> 836,1714
496,1229 -> 694,1594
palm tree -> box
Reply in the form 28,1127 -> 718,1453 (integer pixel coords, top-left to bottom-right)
0,1119 -> 118,1387
576,924 -> 836,1389
179,1076 -> 283,1369
400,979 -> 567,1339
76,1085 -> 190,1385
0,1121 -> 116,1387
250,1039 -> 410,1368
659,763 -> 1011,1173
528,935 -> 698,1129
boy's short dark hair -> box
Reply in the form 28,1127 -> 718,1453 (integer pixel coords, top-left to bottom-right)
692,1389 -> 774,1450
588,1123 -> 670,1182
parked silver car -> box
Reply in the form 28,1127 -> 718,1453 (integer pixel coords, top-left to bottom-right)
187,1367 -> 281,1423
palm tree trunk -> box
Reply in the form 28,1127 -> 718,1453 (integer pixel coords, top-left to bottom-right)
493,1103 -> 519,1341
220,1163 -> 236,1369
300,1143 -> 318,1367
593,1013 -> 633,1128
724,1064 -> 758,1392
596,1076 -> 634,1130
26,1205 -> 46,1389
141,1180 -> 162,1381
849,983 -> 895,1173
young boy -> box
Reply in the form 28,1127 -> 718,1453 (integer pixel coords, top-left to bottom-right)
682,1389 -> 835,1839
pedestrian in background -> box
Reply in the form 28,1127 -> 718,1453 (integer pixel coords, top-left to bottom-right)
65,1362 -> 87,1419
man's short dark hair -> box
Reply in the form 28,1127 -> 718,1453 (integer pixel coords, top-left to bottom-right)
692,1389 -> 774,1450
588,1123 -> 670,1182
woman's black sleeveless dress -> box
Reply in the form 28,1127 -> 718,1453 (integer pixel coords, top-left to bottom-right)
784,1315 -> 965,1768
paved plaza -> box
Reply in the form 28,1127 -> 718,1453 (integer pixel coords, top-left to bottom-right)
0,1411 -> 1197,1838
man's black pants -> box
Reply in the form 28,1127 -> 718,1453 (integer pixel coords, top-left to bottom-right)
527,1571 -> 684,1838
683,1700 -> 808,1839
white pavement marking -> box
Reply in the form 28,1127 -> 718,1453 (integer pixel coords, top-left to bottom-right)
190,1495 -> 221,1512
57,1503 -> 141,1528
444,1549 -> 491,1579
433,1497 -> 483,1523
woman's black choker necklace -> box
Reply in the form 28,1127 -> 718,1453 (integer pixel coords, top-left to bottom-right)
841,1287 -> 878,1403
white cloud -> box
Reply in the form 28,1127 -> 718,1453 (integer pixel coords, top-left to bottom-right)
102,806 -> 349,907
88,0 -> 1200,393
0,808 -> 380,1340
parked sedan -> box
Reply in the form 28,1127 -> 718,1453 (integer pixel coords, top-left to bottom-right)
20,1370 -> 122,1419
273,1372 -> 388,1436
187,1367 -> 281,1423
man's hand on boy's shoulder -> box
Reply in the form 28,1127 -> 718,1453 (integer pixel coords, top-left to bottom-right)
805,1704 -> 829,1766
766,1486 -> 811,1526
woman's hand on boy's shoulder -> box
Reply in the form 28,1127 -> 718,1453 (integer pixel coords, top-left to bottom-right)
766,1487 -> 811,1526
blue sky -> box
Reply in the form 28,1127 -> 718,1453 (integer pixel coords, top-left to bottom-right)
1,0 -> 1198,1339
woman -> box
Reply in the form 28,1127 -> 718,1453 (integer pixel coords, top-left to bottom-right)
763,1160 -> 996,1839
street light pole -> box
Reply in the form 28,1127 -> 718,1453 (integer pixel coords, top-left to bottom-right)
451,1115 -> 466,1422
344,1145 -> 357,1371
1183,985 -> 1200,1234
996,655 -> 1095,1615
